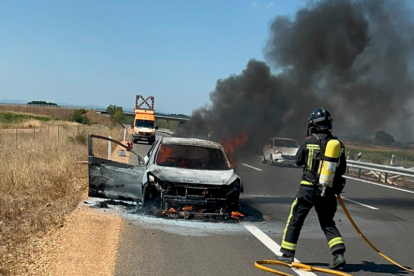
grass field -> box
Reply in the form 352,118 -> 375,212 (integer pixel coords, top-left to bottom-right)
345,142 -> 414,168
0,106 -> 114,126
0,119 -> 124,275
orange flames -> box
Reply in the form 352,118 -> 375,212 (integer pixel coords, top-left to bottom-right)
156,146 -> 173,164
220,130 -> 248,167
168,207 -> 177,213
197,209 -> 206,213
231,211 -> 245,219
182,205 -> 194,211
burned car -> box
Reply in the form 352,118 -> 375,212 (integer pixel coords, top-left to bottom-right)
88,135 -> 243,216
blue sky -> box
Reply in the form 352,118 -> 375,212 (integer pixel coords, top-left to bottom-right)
0,0 -> 303,114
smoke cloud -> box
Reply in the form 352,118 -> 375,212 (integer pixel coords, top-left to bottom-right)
179,0 -> 414,144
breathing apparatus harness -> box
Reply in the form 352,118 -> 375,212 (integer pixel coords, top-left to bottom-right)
302,133 -> 344,197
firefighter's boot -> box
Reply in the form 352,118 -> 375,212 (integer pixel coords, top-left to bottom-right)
329,253 -> 346,269
275,254 -> 294,264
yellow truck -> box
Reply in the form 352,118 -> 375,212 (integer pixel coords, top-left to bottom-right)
132,95 -> 157,145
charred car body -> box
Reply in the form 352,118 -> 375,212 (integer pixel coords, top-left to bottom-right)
88,135 -> 243,216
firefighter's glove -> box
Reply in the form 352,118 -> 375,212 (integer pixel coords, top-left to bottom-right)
332,176 -> 346,195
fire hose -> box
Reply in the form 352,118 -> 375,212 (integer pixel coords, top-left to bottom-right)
255,194 -> 414,275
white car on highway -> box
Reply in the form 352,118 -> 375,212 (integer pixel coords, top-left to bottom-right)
262,137 -> 299,165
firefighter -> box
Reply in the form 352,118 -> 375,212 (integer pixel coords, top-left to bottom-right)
276,108 -> 347,269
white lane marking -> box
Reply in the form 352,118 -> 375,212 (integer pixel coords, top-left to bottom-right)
242,163 -> 262,171
243,223 -> 317,276
340,196 -> 379,210
344,176 -> 414,195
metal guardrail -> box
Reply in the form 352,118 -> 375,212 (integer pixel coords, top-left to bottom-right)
346,160 -> 414,183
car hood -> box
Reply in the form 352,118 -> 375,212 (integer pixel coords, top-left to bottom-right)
275,147 -> 299,156
149,165 -> 238,185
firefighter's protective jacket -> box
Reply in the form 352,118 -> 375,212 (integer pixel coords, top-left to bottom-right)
295,133 -> 346,187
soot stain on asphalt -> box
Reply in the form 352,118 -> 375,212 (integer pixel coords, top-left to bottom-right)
84,198 -> 265,236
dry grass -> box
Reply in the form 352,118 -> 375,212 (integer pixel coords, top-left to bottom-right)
0,119 -> 45,129
0,106 -> 114,126
0,106 -> 74,121
0,123 -> 125,275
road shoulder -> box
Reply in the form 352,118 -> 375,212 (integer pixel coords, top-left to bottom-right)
30,203 -> 123,276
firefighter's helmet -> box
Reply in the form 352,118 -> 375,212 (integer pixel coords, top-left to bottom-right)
307,108 -> 333,134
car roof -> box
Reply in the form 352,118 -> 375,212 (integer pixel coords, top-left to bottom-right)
161,137 -> 222,149
270,137 -> 296,141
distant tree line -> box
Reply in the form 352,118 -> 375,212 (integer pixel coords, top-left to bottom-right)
375,130 -> 395,145
156,113 -> 190,118
27,101 -> 58,106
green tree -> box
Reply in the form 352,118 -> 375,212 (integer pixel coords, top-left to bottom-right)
106,105 -> 124,124
375,130 -> 395,145
106,105 -> 123,115
69,109 -> 90,125
112,108 -> 124,122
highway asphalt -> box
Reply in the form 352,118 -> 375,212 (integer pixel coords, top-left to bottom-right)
113,133 -> 414,276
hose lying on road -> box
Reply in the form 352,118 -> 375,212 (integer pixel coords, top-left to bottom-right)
255,194 -> 414,275
337,194 -> 414,274
255,260 -> 352,276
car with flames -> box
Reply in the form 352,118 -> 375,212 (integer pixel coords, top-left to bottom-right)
88,135 -> 243,216
261,137 -> 300,165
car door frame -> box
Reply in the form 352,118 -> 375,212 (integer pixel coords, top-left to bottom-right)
88,135 -> 147,202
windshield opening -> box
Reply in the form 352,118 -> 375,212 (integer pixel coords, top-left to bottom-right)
156,145 -> 231,170
274,139 -> 299,148
135,120 -> 154,128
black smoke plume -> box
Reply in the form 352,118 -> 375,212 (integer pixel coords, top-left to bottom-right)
179,0 -> 414,145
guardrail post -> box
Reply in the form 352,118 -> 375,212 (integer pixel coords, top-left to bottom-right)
378,172 -> 381,181
346,166 -> 349,175
384,173 -> 388,184
108,136 -> 112,160
358,168 -> 362,178
123,128 -> 127,141
15,128 -> 18,148
57,125 -> 60,140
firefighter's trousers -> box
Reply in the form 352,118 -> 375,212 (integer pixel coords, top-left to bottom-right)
280,185 -> 345,257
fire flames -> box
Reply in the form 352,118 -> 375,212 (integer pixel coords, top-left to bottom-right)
168,207 -> 177,213
231,211 -> 245,219
220,130 -> 248,167
182,205 -> 194,211
156,146 -> 173,164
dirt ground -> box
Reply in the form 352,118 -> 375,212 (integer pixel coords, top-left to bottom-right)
27,203 -> 123,276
